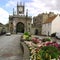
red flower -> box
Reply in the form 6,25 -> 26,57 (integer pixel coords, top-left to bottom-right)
32,37 -> 40,44
46,42 -> 53,46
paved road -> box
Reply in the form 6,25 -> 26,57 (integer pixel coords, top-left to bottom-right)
0,35 -> 23,60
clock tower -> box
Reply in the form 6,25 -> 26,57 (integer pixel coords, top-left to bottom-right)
17,2 -> 25,15
9,2 -> 32,34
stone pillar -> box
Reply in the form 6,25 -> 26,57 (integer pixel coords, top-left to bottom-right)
13,26 -> 16,34
13,20 -> 16,34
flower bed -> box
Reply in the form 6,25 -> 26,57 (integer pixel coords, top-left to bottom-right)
39,46 -> 59,60
21,33 -> 60,60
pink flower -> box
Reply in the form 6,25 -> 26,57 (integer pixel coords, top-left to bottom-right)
46,42 -> 53,46
32,37 -> 40,44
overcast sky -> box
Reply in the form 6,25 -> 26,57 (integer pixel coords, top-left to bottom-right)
0,0 -> 60,24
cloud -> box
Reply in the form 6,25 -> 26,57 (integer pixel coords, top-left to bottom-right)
5,0 -> 47,16
6,0 -> 17,8
5,0 -> 22,8
25,0 -> 45,16
5,0 -> 60,16
25,0 -> 59,16
5,0 -> 22,14
0,8 -> 9,24
1,0 -> 60,24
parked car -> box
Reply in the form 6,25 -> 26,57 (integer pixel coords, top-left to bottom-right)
0,27 -> 6,35
56,32 -> 60,39
6,32 -> 11,36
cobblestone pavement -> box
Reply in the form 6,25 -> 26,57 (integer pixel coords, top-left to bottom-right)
0,35 -> 23,60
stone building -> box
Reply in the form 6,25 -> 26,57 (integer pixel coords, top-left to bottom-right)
33,14 -> 42,35
33,12 -> 55,35
9,2 -> 55,35
9,3 -> 32,34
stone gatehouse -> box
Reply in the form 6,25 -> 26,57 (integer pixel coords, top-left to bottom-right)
9,3 -> 32,34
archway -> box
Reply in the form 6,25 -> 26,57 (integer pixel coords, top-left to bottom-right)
35,29 -> 38,35
16,22 -> 24,33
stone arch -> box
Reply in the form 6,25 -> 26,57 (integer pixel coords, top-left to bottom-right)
35,29 -> 38,35
16,22 -> 24,33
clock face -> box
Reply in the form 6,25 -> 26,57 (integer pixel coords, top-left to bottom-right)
19,7 -> 23,12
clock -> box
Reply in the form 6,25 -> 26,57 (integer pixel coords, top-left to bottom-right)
18,5 -> 24,14
19,6 -> 23,12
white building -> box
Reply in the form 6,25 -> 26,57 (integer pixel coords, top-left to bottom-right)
42,15 -> 60,36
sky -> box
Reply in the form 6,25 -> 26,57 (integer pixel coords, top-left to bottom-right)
0,0 -> 60,24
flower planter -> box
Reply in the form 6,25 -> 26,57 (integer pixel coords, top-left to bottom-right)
21,35 -> 60,60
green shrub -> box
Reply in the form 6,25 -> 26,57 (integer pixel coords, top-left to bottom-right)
42,37 -> 51,42
23,32 -> 31,41
39,46 -> 59,60
45,37 -> 51,41
24,32 -> 29,36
